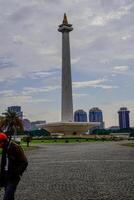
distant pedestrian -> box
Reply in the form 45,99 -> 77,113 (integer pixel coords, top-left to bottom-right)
0,133 -> 28,200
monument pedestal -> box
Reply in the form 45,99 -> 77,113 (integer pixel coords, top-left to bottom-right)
41,122 -> 100,135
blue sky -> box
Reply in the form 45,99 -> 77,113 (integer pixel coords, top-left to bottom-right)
0,0 -> 134,127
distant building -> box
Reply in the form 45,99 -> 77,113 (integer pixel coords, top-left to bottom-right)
74,109 -> 87,122
89,107 -> 104,129
31,120 -> 46,130
8,106 -> 23,119
118,107 -> 130,129
23,119 -> 31,131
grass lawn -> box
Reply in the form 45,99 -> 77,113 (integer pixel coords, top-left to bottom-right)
122,143 -> 134,147
30,137 -> 113,144
31,139 -> 91,144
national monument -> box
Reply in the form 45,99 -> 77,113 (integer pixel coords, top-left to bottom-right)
42,14 -> 99,134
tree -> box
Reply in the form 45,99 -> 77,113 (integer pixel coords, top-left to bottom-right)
0,110 -> 24,139
0,116 -> 4,132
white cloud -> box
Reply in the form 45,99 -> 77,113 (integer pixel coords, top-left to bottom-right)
73,79 -> 117,89
73,93 -> 88,97
113,65 -> 129,74
22,85 -> 60,95
27,70 -> 58,79
13,35 -> 28,44
91,4 -> 133,26
39,47 -> 58,56
96,85 -> 118,89
121,35 -> 131,40
0,68 -> 25,83
0,95 -> 52,106
0,90 -> 15,97
73,79 -> 106,88
0,95 -> 32,104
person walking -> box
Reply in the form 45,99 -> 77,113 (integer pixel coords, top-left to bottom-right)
0,133 -> 28,200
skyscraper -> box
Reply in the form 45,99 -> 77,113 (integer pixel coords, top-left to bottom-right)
118,107 -> 130,129
23,119 -> 31,131
8,106 -> 23,119
89,107 -> 104,129
74,110 -> 87,122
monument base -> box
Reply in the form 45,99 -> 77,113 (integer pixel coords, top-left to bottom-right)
41,122 -> 100,135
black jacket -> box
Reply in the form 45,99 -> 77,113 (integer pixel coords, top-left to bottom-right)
0,141 -> 28,186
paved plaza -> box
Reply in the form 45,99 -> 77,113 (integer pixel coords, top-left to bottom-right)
0,141 -> 134,200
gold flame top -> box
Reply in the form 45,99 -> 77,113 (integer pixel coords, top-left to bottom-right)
62,13 -> 68,25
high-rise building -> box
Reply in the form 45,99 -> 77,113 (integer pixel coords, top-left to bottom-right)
89,107 -> 104,129
74,110 -> 87,122
118,107 -> 130,129
23,119 -> 31,131
8,106 -> 23,119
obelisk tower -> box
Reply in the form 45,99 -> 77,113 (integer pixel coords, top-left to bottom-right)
58,14 -> 73,122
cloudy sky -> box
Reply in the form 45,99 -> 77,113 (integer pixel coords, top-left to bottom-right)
0,0 -> 134,127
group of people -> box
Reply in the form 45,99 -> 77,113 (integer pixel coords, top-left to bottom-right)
0,132 -> 28,200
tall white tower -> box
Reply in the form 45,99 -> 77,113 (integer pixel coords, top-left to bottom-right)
41,14 -> 99,135
58,14 -> 73,122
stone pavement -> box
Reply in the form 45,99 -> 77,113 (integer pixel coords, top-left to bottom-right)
0,141 -> 134,200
